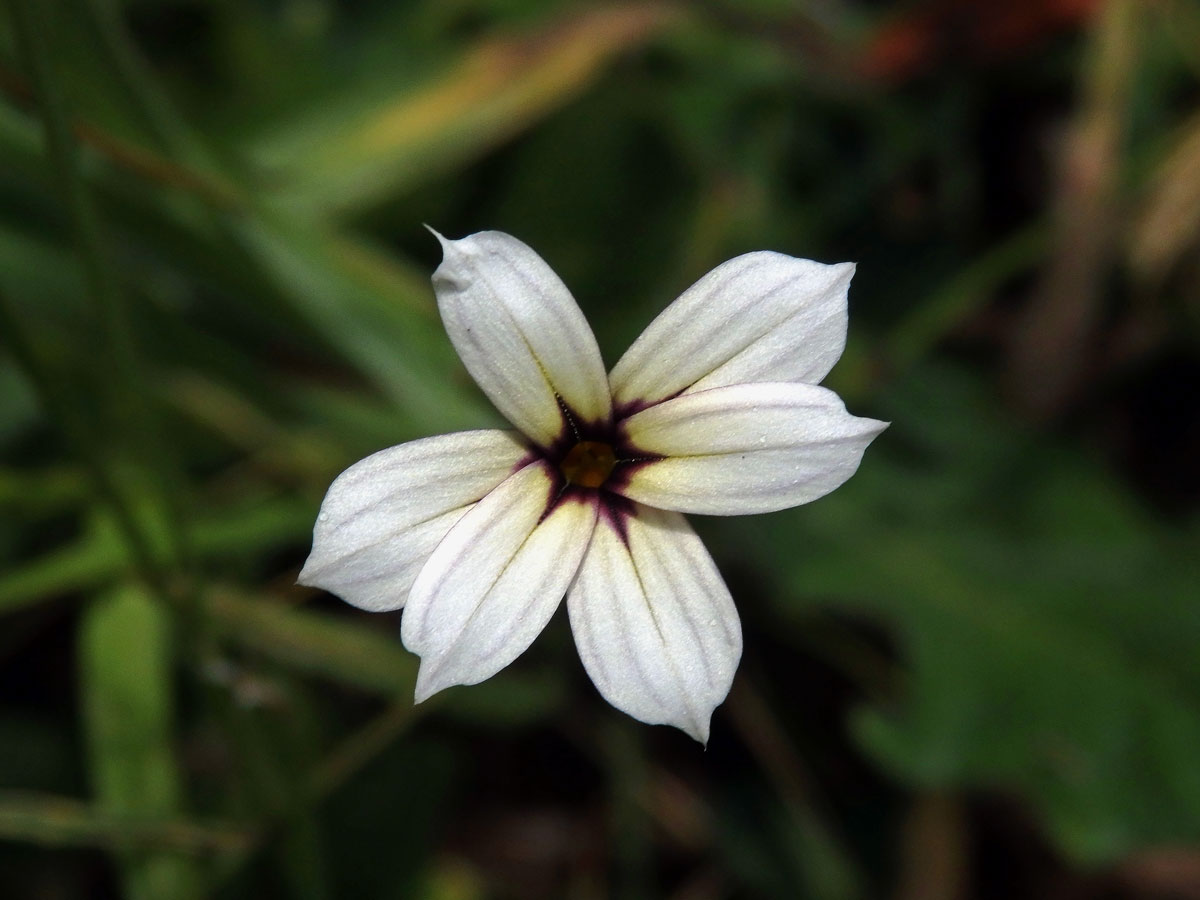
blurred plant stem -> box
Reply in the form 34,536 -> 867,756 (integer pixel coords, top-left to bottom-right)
5,0 -> 131,379
0,59 -> 240,204
77,0 -> 215,171
4,7 -> 209,896
208,696 -> 423,892
254,2 -> 682,215
3,0 -> 187,588
1006,0 -> 1139,417
80,586 -> 205,900
892,792 -> 968,900
726,678 -> 862,900
221,678 -> 332,900
888,223 -> 1047,376
0,791 -> 252,853
0,290 -> 168,595
1131,109 -> 1200,284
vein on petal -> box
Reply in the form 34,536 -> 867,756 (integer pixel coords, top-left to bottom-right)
418,480 -> 594,672
638,516 -> 720,688
625,514 -> 710,737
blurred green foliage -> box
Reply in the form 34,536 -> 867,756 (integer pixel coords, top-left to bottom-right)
1,0 -> 1199,897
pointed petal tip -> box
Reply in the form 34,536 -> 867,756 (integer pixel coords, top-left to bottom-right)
825,259 -> 856,295
412,665 -> 446,704
295,555 -> 320,588
865,417 -> 891,438
683,717 -> 712,746
425,225 -> 460,266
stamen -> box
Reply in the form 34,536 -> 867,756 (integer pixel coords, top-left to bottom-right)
560,441 -> 617,488
556,393 -> 581,441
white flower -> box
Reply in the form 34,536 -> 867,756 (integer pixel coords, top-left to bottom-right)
300,231 -> 886,743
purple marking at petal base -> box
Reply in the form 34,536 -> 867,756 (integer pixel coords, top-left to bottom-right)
511,449 -> 541,475
612,387 -> 685,423
604,455 -> 662,496
543,483 -> 633,546
531,397 -> 661,537
612,398 -> 652,420
597,492 -> 635,546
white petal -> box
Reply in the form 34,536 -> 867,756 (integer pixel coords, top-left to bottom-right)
619,382 -> 886,515
299,430 -> 528,611
567,503 -> 741,744
402,460 -> 597,701
610,252 -> 853,407
432,230 -> 612,445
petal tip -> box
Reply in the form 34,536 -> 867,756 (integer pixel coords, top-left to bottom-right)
426,226 -> 463,268
296,554 -> 321,588
423,223 -> 448,245
427,226 -> 482,266
682,717 -> 712,746
413,664 -> 448,704
864,417 -> 890,438
825,260 -> 856,296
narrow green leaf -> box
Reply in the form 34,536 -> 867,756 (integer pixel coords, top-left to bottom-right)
234,217 -> 489,433
202,588 -> 416,695
0,496 -> 313,616
254,4 -> 680,213
202,588 -> 566,729
79,585 -> 203,899
0,466 -> 88,514
0,518 -> 123,616
885,224 -> 1046,372
0,790 -> 251,854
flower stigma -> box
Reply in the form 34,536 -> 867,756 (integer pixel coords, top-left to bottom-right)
560,441 -> 617,488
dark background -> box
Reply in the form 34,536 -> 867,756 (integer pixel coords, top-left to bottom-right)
1,0 -> 1199,897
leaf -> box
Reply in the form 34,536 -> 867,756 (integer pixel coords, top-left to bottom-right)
0,790 -> 251,854
438,667 -> 568,727
201,588 -> 418,695
0,518 -> 124,616
1130,110 -> 1200,283
252,3 -> 679,213
79,586 -> 204,899
884,224 -> 1046,373
233,217 -> 490,433
0,496 -> 314,615
202,587 -> 565,721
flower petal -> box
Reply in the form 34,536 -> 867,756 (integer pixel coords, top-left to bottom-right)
298,430 -> 528,611
567,503 -> 741,744
402,460 -> 597,701
432,230 -> 612,445
619,382 -> 886,515
610,252 -> 853,407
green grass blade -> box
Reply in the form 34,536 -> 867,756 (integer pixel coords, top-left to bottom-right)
0,790 -> 251,854
253,4 -> 679,213
79,585 -> 204,900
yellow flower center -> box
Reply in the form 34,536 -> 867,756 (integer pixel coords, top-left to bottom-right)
560,441 -> 616,488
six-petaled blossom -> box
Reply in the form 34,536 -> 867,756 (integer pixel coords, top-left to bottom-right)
300,231 -> 887,743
